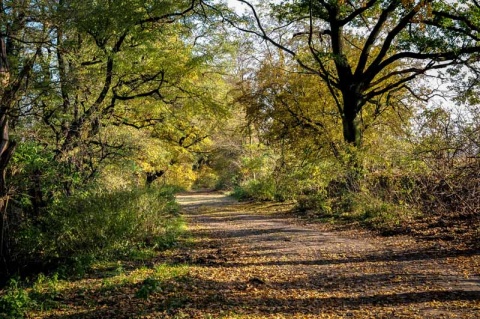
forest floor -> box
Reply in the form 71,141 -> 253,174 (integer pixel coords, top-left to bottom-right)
29,191 -> 479,318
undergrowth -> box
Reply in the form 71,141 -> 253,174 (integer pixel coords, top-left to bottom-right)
231,142 -> 479,242
296,187 -> 418,235
0,185 -> 188,318
10,185 -> 183,274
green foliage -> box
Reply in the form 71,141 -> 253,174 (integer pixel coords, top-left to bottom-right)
0,273 -> 67,318
193,167 -> 219,190
296,191 -> 332,217
0,278 -> 31,319
12,186 -> 184,275
1,0 -> 219,285
157,217 -> 186,250
294,176 -> 419,235
9,141 -> 81,212
11,142 -> 54,173
2,0 -> 480,291
0,262 -> 190,317
232,178 -> 276,201
232,168 -> 314,202
29,274 -> 61,311
333,191 -> 417,234
135,277 -> 162,299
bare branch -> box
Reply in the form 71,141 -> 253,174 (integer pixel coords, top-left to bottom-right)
375,47 -> 480,75
139,0 -> 197,25
339,0 -> 379,25
365,0 -> 432,82
355,0 -> 399,77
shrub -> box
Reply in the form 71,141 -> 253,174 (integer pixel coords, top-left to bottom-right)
232,178 -> 276,201
10,186 -> 184,275
0,278 -> 31,319
296,190 -> 332,217
328,190 -> 418,234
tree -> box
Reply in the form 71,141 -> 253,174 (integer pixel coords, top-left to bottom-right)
0,0 -> 49,212
21,0 -> 224,193
48,0 -> 199,174
1,0 -> 234,274
216,0 -> 480,146
238,52 -> 344,157
0,0 -> 232,210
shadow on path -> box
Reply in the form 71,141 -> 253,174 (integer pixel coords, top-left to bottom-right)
45,192 -> 480,319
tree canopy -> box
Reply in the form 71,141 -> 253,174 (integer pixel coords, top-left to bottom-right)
219,0 -> 480,146
0,0 -> 478,286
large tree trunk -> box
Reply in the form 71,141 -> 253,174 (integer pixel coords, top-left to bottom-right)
0,115 -> 16,262
340,91 -> 364,191
0,114 -> 15,208
341,90 -> 362,147
342,111 -> 360,146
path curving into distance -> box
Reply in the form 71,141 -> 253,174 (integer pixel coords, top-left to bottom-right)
176,191 -> 480,318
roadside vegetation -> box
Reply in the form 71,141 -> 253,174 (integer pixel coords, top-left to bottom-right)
0,0 -> 479,317
230,119 -> 479,246
0,185 -> 187,318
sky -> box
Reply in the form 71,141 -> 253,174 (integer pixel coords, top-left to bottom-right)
226,0 -> 250,13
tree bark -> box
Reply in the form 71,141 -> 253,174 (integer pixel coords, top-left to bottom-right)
0,57 -> 15,261
341,91 -> 362,147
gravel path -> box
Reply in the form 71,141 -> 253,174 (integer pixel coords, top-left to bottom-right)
176,192 -> 480,318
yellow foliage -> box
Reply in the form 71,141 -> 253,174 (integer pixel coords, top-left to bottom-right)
164,164 -> 197,189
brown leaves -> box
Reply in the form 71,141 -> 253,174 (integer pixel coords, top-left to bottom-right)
25,193 -> 480,318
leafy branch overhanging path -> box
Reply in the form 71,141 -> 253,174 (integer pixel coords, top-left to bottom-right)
177,192 -> 480,318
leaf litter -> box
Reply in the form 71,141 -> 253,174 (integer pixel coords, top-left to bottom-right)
27,192 -> 479,318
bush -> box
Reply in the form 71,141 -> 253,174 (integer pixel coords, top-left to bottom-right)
296,190 -> 332,217
339,192 -> 416,233
231,178 -> 276,201
10,186 -> 184,276
0,278 -> 31,319
296,174 -> 419,234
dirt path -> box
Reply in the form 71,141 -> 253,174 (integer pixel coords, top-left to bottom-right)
176,192 -> 480,318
